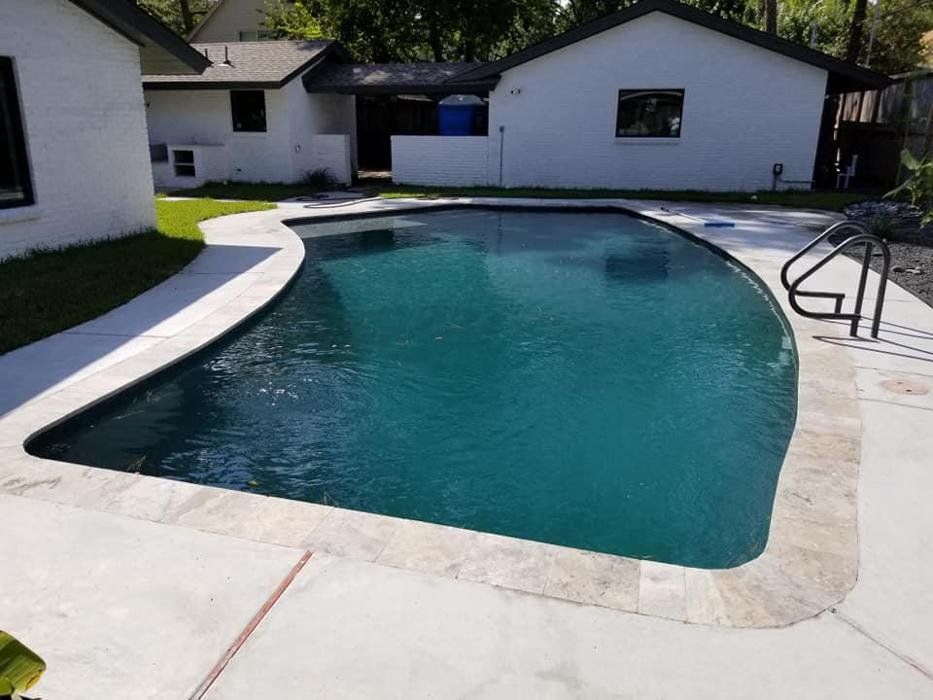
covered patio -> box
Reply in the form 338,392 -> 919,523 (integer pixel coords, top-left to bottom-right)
303,62 -> 497,176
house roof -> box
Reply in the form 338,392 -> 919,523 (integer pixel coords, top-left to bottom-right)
187,0 -> 230,41
302,62 -> 497,94
187,0 -> 268,42
143,40 -> 344,89
453,0 -> 891,93
67,0 -> 210,74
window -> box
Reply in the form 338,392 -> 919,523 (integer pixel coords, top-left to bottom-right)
615,89 -> 684,138
172,149 -> 196,177
230,90 -> 266,132
238,30 -> 273,41
0,57 -> 33,209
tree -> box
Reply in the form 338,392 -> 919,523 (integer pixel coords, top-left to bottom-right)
863,0 -> 933,74
845,0 -> 868,62
262,0 -> 932,73
263,0 -> 323,40
759,0 -> 777,33
265,0 -> 558,62
781,0 -> 932,74
136,0 -> 217,35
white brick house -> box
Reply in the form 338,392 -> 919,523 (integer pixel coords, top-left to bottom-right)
143,41 -> 358,189
0,0 -> 208,260
477,11 -> 830,191
382,0 -> 890,191
188,0 -> 269,43
141,0 -> 889,192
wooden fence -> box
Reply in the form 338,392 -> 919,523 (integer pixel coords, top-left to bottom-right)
832,70 -> 933,190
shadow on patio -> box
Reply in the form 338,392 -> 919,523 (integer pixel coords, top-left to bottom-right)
0,243 -> 281,417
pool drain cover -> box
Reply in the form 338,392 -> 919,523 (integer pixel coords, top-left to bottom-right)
880,378 -> 929,396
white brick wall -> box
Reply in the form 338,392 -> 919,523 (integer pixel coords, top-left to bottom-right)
145,88 -> 291,184
0,0 -> 156,260
145,81 -> 357,188
391,136 -> 489,187
309,135 -> 353,185
286,81 -> 356,183
487,12 -> 828,191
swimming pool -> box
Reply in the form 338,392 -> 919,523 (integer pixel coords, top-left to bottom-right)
31,208 -> 797,568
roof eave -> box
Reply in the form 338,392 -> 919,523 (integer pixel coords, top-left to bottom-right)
144,41 -> 345,90
278,42 -> 343,87
144,80 -> 281,90
827,71 -> 892,94
68,0 -> 210,75
305,79 -> 498,95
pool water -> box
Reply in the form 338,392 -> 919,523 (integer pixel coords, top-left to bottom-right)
32,209 -> 797,568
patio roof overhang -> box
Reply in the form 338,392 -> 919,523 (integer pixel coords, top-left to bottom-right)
303,62 -> 499,95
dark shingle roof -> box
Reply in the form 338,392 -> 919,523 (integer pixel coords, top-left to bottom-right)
143,40 -> 340,89
303,62 -> 498,94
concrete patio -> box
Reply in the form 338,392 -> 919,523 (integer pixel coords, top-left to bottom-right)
1,198 -> 931,698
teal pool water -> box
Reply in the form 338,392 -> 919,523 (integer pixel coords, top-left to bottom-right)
32,208 -> 796,567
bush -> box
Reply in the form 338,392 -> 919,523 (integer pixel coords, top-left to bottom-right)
863,214 -> 897,238
887,149 -> 933,225
304,167 -> 334,190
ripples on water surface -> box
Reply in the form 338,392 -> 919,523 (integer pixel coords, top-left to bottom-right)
33,209 -> 797,567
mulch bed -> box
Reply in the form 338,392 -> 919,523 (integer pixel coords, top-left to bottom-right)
823,200 -> 933,309
830,225 -> 933,309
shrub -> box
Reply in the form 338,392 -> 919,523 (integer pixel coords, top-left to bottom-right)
304,167 -> 334,190
863,213 -> 897,238
887,149 -> 933,225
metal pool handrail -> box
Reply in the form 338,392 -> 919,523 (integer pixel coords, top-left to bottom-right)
785,228 -> 891,338
780,220 -> 868,314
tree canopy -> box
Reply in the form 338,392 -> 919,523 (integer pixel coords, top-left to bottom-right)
140,0 -> 933,74
136,0 -> 217,35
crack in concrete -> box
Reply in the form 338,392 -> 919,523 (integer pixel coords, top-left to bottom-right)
831,608 -> 933,682
188,549 -> 314,699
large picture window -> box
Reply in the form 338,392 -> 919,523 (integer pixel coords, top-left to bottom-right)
0,57 -> 34,209
231,90 -> 267,132
616,89 -> 684,138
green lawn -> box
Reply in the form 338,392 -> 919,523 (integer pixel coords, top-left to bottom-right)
163,181 -> 321,201
0,198 -> 274,355
377,186 -> 874,211
164,180 -> 875,212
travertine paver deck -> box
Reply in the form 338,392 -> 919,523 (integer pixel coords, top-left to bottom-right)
1,198 -> 931,697
0,198 -> 861,627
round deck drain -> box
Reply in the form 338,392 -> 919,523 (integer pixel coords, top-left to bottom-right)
880,378 -> 929,396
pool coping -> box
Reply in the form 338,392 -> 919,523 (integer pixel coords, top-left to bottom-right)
0,197 -> 860,628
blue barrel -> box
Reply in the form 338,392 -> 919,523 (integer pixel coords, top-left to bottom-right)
438,95 -> 484,135
438,103 -> 476,135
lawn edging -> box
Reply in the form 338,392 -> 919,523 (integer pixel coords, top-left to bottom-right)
0,198 -> 274,355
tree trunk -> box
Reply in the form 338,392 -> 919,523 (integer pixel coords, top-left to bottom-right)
759,0 -> 777,34
178,0 -> 194,33
845,0 -> 868,63
428,17 -> 444,63
462,38 -> 475,63
429,30 -> 445,62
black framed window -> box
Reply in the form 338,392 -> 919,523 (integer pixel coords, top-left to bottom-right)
615,89 -> 684,138
230,90 -> 267,132
0,57 -> 34,209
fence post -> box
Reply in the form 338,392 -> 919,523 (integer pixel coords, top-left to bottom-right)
896,76 -> 916,186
